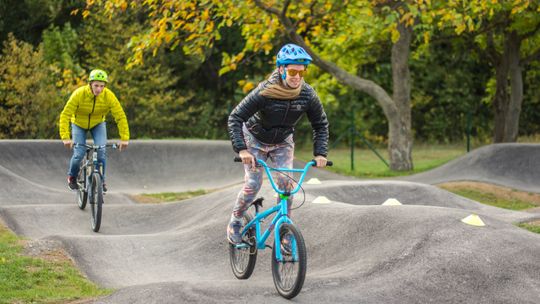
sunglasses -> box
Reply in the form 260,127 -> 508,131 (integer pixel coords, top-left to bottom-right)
286,68 -> 307,77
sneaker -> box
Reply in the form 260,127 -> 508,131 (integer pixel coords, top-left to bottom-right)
281,234 -> 293,255
227,220 -> 243,245
67,176 -> 78,190
102,183 -> 107,193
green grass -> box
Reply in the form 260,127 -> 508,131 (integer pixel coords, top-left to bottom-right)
298,143 -> 540,234
296,144 -> 466,177
517,223 -> 540,234
447,188 -> 537,210
134,189 -> 210,203
0,224 -> 111,304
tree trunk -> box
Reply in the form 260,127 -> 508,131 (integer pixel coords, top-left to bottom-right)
504,31 -> 523,142
389,21 -> 413,170
492,58 -> 509,143
492,30 -> 523,143
286,30 -> 414,171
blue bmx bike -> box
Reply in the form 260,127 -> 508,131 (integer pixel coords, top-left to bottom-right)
230,157 -> 332,299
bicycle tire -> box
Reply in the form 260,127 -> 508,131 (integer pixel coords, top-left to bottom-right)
76,166 -> 87,210
271,223 -> 307,299
90,173 -> 103,232
229,213 -> 257,279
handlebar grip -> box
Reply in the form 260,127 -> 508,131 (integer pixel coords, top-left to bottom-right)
311,160 -> 333,167
234,157 -> 242,162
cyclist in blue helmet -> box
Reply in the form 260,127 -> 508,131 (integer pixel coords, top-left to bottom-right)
226,43 -> 329,244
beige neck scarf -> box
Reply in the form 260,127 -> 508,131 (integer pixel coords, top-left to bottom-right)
260,69 -> 303,100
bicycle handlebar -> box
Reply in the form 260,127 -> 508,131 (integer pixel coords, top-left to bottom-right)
234,157 -> 333,167
74,143 -> 118,150
234,157 -> 333,195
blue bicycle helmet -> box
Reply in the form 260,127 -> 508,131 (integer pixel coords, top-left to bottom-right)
276,43 -> 312,67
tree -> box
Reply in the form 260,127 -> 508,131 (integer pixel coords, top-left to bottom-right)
87,0 -> 426,171
0,34 -> 81,138
427,0 -> 540,142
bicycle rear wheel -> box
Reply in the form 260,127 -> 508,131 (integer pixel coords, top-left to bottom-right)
76,166 -> 87,210
271,223 -> 307,299
229,213 -> 257,279
90,173 -> 103,232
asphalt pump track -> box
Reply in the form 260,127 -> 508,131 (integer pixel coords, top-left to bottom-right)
0,140 -> 539,303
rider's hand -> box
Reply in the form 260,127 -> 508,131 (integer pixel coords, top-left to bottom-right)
239,149 -> 256,168
118,141 -> 129,151
314,155 -> 328,168
63,140 -> 73,149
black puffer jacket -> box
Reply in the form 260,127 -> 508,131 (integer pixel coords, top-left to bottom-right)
228,74 -> 329,157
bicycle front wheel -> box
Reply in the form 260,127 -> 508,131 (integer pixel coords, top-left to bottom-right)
271,223 -> 307,299
229,213 -> 257,279
89,173 -> 103,232
76,167 -> 87,210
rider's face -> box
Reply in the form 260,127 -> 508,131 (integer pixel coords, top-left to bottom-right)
280,64 -> 306,89
90,81 -> 106,96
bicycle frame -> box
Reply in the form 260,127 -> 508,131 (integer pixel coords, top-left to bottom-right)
237,159 -> 316,262
76,143 -> 116,191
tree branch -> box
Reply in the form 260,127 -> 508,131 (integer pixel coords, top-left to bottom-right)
252,0 -> 280,15
252,0 -> 397,118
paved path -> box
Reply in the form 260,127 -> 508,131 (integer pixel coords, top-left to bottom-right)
0,140 -> 539,303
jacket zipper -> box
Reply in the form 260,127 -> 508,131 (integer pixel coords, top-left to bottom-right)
88,95 -> 97,130
271,101 -> 291,143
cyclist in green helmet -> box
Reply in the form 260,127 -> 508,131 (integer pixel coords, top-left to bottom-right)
59,69 -> 130,192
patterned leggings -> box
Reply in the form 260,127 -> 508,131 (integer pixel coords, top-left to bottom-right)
231,127 -> 295,220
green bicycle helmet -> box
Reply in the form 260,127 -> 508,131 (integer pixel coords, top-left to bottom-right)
89,69 -> 108,83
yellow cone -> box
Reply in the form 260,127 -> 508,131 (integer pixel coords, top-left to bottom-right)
382,198 -> 402,206
306,178 -> 322,185
461,214 -> 486,227
312,196 -> 331,204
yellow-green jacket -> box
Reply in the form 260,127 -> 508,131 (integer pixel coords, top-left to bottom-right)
59,85 -> 130,141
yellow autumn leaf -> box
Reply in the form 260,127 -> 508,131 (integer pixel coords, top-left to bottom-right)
242,81 -> 256,93
400,12 -> 413,23
391,28 -> 400,43
219,66 -> 230,76
423,31 -> 430,44
456,23 -> 466,34
202,9 -> 210,20
82,10 -> 90,19
336,35 -> 347,44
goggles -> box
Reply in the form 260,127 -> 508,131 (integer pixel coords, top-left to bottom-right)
285,68 -> 307,77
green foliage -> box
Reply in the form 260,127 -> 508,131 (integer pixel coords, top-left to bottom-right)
42,22 -> 83,74
520,61 -> 540,135
0,35 -> 67,139
78,10 -> 195,139
410,39 -> 493,143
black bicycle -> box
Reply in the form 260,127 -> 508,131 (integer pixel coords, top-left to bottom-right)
75,143 -> 117,232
